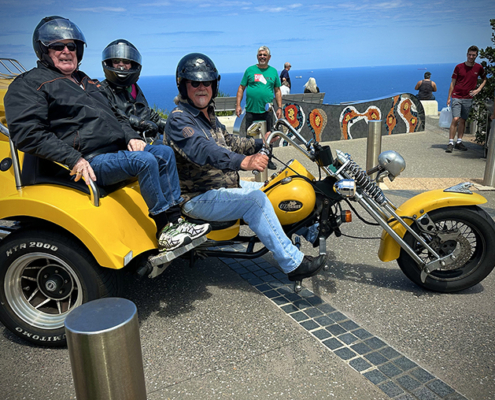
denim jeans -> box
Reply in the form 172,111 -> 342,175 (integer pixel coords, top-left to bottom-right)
89,144 -> 183,215
181,180 -> 303,273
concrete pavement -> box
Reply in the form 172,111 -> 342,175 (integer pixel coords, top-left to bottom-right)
1,116 -> 494,400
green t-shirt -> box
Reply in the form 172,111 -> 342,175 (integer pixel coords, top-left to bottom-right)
240,65 -> 281,114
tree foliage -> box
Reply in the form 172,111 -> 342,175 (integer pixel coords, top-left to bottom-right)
471,19 -> 495,143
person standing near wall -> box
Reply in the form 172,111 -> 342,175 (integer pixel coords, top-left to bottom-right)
280,62 -> 291,89
446,46 -> 487,153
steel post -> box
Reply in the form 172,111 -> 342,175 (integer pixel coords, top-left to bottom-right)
65,298 -> 147,400
483,119 -> 495,187
248,120 -> 268,182
367,120 -> 383,179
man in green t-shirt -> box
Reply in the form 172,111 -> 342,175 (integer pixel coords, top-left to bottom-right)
235,46 -> 283,131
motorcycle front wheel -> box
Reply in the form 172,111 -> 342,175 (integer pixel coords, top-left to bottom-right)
397,206 -> 495,292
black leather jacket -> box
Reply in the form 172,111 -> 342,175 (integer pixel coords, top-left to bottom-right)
5,61 -> 141,169
99,80 -> 165,127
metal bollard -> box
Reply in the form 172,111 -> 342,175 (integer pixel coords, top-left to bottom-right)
248,120 -> 268,183
366,120 -> 383,179
483,119 -> 495,187
65,298 -> 147,400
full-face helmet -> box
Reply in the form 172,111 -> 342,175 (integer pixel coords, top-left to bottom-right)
32,16 -> 86,66
176,53 -> 221,100
102,39 -> 142,88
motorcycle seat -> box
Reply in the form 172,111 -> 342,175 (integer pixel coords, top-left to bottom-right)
20,153 -> 135,198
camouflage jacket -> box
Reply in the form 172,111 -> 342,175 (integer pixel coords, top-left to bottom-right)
164,100 -> 262,201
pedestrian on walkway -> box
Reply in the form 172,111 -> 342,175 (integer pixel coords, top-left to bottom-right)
445,46 -> 487,153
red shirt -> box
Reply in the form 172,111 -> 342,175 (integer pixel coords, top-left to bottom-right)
452,62 -> 485,99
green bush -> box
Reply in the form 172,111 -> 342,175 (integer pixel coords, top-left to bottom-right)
471,19 -> 495,144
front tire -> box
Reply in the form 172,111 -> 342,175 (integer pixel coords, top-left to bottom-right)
397,206 -> 495,292
0,229 -> 122,346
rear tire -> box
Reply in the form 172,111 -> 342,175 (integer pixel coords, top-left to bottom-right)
397,206 -> 495,292
0,229 -> 123,346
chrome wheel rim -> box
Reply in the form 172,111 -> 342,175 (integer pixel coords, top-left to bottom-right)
4,252 -> 83,329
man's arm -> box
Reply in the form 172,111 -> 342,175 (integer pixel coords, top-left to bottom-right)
5,76 -> 83,169
414,80 -> 422,90
432,81 -> 437,92
274,87 -> 283,119
470,76 -> 487,98
447,78 -> 456,106
235,85 -> 245,117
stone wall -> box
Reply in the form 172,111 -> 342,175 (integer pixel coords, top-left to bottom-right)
235,93 -> 426,142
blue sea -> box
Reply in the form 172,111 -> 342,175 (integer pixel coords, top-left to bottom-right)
136,63 -> 456,114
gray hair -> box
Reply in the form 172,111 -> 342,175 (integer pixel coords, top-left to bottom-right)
257,46 -> 270,56
284,62 -> 291,68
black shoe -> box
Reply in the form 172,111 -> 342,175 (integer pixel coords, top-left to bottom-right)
446,143 -> 454,153
268,159 -> 277,170
288,255 -> 327,281
454,142 -> 468,151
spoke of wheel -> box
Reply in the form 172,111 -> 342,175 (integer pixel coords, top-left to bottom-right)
57,300 -> 62,314
34,297 -> 52,309
27,288 -> 39,303
67,295 -> 72,311
22,276 -> 37,282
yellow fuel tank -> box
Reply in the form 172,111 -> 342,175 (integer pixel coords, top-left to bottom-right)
262,159 -> 316,225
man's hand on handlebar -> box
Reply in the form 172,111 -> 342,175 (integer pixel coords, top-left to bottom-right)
265,131 -> 280,145
276,108 -> 283,119
241,153 -> 268,172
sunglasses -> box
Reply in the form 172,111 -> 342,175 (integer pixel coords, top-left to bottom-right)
48,42 -> 77,52
187,80 -> 212,88
112,59 -> 132,65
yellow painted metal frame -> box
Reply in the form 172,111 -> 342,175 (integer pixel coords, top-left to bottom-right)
0,141 -> 156,270
378,189 -> 487,262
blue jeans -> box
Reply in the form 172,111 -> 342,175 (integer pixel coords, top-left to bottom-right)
181,180 -> 303,273
89,144 -> 183,215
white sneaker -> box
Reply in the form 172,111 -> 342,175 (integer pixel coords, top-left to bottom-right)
175,219 -> 211,240
158,222 -> 192,252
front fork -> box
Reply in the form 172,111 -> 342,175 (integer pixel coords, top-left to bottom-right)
356,192 -> 457,283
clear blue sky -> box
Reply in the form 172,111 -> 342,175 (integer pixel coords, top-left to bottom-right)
1,0 -> 494,78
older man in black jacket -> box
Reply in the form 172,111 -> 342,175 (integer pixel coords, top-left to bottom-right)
5,16 -> 209,251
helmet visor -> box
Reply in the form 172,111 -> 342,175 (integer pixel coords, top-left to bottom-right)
102,42 -> 142,65
38,18 -> 86,46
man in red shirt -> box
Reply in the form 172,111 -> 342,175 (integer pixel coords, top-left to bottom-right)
445,46 -> 486,153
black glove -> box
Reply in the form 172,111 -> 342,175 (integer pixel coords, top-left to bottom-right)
156,118 -> 167,133
129,115 -> 158,135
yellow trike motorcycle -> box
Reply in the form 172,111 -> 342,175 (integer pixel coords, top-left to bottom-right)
1,59 -> 494,347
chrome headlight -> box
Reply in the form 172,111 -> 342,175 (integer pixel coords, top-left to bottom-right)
378,151 -> 406,180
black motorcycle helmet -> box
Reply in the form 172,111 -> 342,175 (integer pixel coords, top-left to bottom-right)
102,39 -> 142,88
32,16 -> 86,67
176,53 -> 221,101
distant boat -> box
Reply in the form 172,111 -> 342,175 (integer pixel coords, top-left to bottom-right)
295,76 -> 302,78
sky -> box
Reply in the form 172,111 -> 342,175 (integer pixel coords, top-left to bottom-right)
1,0 -> 494,78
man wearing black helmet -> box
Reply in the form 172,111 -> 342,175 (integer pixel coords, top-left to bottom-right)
165,53 -> 326,282
100,39 -> 166,143
4,16 -> 210,252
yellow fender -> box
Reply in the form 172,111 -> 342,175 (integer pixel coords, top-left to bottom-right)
378,189 -> 487,262
0,181 -> 156,270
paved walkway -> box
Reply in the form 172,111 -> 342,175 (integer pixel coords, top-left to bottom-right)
1,116 -> 494,400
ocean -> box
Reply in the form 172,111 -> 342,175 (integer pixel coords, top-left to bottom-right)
136,63 -> 457,115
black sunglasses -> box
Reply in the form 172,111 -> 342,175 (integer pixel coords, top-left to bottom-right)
187,80 -> 212,88
48,42 -> 77,52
